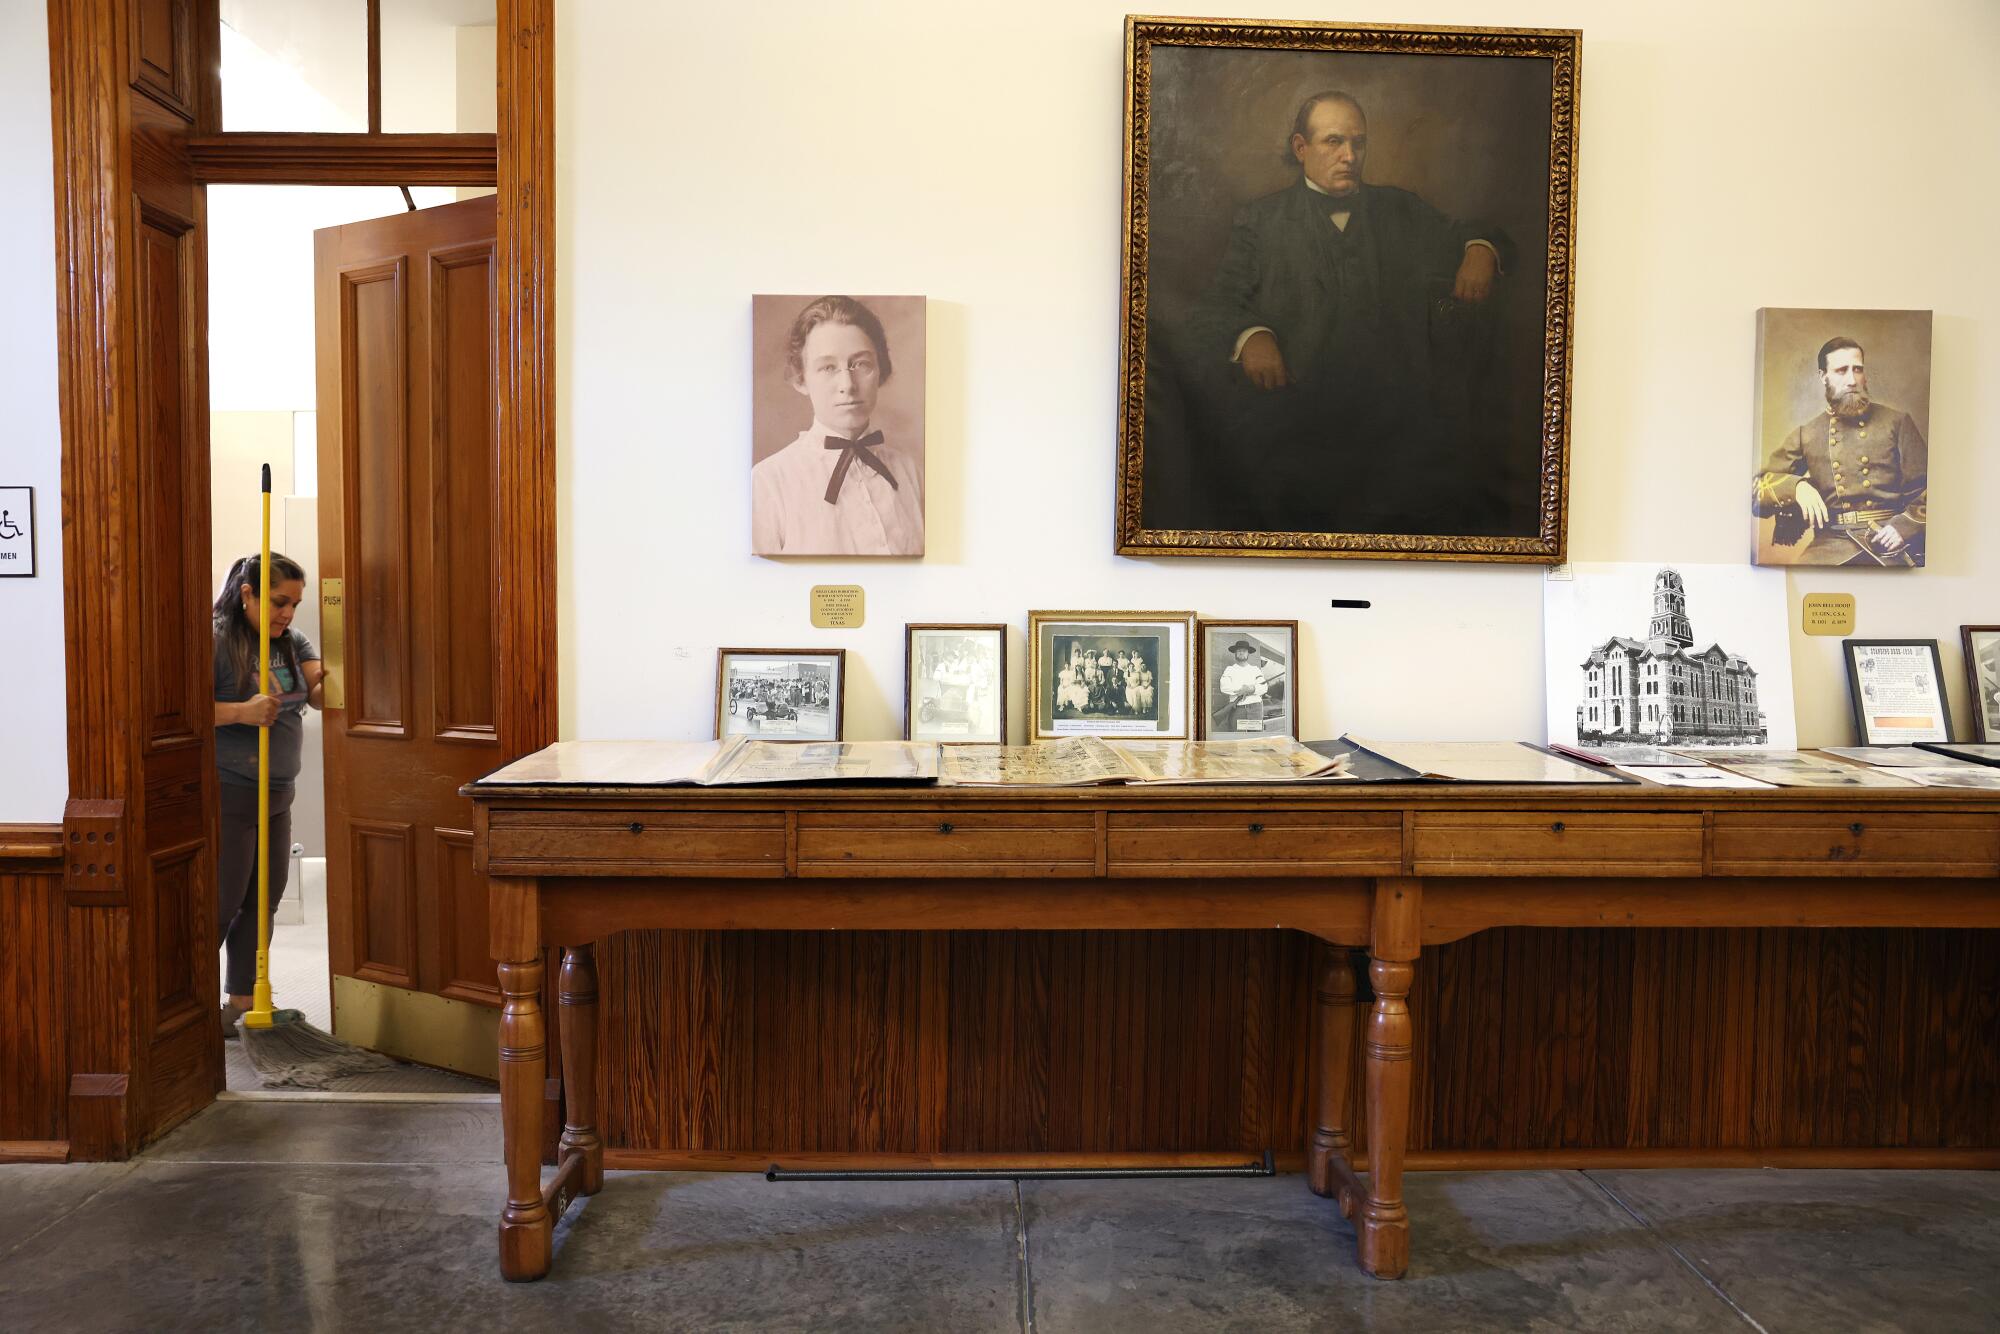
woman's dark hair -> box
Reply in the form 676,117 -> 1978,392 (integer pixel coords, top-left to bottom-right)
784,295 -> 893,387
213,552 -> 307,698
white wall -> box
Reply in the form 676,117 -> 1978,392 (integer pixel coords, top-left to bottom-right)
558,0 -> 2000,747
0,0 -> 66,823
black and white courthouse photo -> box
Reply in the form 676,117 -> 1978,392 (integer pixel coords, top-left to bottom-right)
715,650 -> 845,741
1752,308 -> 1931,567
1198,621 -> 1298,739
1544,564 -> 1797,751
751,294 -> 926,557
1117,20 -> 1579,561
905,625 -> 1006,744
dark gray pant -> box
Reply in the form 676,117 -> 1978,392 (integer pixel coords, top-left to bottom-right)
217,782 -> 294,997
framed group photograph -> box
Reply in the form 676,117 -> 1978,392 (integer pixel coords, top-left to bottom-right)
1115,18 -> 1580,563
1752,308 -> 1931,567
1962,626 -> 2000,742
905,624 -> 1007,744
1196,620 -> 1300,739
1027,610 -> 1194,741
1843,640 -> 1951,746
750,294 -> 927,557
715,649 -> 845,741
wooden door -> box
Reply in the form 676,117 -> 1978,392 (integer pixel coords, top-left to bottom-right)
315,196 -> 503,1064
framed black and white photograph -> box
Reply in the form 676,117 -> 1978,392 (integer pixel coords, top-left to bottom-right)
1115,18 -> 1580,563
1963,626 -> 2000,742
1028,610 -> 1193,741
1844,640 -> 1951,746
715,648 -> 845,741
905,624 -> 1006,745
1196,620 -> 1299,739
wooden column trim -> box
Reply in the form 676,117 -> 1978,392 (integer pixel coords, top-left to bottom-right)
494,0 -> 559,758
49,0 -> 138,801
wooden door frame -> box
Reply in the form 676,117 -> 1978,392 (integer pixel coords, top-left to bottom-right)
43,0 -> 555,1158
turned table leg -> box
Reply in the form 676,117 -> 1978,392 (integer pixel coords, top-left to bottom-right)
1308,941 -> 1366,1217
1360,876 -> 1421,1280
494,876 -> 552,1281
558,944 -> 605,1196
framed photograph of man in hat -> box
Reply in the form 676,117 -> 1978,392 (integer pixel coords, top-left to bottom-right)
715,649 -> 845,741
1197,621 -> 1300,739
1114,18 -> 1580,563
1028,610 -> 1194,741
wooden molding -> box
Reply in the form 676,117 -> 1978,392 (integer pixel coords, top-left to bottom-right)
188,133 -> 499,186
495,0 -> 559,758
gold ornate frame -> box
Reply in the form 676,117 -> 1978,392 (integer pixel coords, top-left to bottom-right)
1115,16 -> 1581,563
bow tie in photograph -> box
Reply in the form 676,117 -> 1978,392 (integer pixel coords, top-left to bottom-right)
822,430 -> 898,504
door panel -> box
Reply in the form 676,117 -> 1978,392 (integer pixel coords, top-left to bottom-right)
316,197 -> 503,1064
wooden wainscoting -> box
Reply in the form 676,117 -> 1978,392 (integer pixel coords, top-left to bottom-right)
1,827 -> 68,1160
592,926 -> 2000,1162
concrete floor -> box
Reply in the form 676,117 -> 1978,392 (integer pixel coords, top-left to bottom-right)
2,1102 -> 1995,1332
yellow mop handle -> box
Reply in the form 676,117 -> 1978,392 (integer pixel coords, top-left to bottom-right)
244,464 -> 276,1030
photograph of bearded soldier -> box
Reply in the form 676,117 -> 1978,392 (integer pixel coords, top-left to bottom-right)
1753,314 -> 1931,567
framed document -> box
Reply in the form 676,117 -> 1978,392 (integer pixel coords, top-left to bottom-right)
715,649 -> 845,741
1027,610 -> 1194,741
1962,625 -> 2000,742
1196,620 -> 1300,740
1844,639 -> 1951,745
904,624 -> 1006,744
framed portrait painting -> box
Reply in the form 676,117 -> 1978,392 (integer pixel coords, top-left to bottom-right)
1197,620 -> 1300,739
1115,18 -> 1580,563
715,649 -> 845,741
1028,610 -> 1194,741
905,624 -> 1007,744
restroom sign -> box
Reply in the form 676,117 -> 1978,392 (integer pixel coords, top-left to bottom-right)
0,487 -> 33,577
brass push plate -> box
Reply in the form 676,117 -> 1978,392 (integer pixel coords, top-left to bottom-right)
320,577 -> 346,708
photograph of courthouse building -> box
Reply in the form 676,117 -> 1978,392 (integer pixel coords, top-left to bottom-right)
1576,569 -> 1768,744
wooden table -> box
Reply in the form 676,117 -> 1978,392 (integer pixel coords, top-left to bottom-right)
465,771 -> 2000,1281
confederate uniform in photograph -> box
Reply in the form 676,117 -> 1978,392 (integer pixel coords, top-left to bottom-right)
1754,337 -> 1927,566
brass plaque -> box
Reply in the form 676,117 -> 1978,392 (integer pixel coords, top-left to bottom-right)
810,584 -> 865,629
1802,592 -> 1856,637
320,577 -> 346,708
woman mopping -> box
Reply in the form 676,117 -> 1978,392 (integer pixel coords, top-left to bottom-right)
212,553 -> 324,1034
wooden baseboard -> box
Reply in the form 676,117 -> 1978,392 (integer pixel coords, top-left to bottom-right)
0,1140 -> 69,1164
603,1146 -> 2000,1174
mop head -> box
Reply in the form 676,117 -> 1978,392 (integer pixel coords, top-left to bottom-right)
240,1011 -> 399,1089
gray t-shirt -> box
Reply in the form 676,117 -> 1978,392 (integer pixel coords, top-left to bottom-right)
213,621 -> 320,789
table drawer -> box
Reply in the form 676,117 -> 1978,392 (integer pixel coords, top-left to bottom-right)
1107,810 -> 1400,877
1710,811 -> 2000,877
797,810 -> 1096,877
1411,811 -> 1703,876
486,809 -> 786,875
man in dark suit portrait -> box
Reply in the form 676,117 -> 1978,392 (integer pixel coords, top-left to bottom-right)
1170,91 -> 1516,536
1753,336 -> 1927,566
